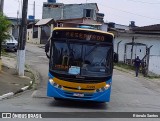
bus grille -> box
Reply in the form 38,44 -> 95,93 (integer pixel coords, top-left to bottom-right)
64,91 -> 94,98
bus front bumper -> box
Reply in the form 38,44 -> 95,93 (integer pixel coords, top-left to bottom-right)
47,81 -> 111,102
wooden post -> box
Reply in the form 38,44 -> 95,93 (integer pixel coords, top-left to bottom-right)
0,0 -> 4,71
17,0 -> 28,76
130,37 -> 134,65
146,45 -> 153,76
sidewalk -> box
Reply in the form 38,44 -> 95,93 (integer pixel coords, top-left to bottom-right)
0,56 -> 32,97
114,66 -> 160,82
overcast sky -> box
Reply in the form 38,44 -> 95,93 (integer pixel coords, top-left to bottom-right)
3,0 -> 160,26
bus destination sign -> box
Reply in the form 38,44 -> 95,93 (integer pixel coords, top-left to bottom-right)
53,30 -> 113,42
65,32 -> 105,41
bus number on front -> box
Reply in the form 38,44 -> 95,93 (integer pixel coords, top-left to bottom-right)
86,85 -> 95,89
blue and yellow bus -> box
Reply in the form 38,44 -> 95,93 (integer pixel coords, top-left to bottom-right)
45,27 -> 117,102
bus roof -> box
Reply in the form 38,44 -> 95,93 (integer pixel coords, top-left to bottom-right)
53,27 -> 114,37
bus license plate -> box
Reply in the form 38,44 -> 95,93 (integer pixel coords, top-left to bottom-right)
73,93 -> 84,97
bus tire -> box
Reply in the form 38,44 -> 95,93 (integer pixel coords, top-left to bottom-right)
54,98 -> 62,101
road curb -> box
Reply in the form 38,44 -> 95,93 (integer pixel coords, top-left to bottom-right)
0,84 -> 32,101
0,64 -> 38,101
0,65 -> 40,101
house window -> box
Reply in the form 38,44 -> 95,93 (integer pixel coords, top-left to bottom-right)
43,4 -> 61,8
28,32 -> 29,40
83,9 -> 94,18
33,26 -> 38,38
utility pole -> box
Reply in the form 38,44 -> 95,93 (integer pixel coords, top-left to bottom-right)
33,1 -> 35,19
0,0 -> 4,71
17,0 -> 28,76
0,0 -> 4,13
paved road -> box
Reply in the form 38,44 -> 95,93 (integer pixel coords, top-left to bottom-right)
0,43 -> 160,120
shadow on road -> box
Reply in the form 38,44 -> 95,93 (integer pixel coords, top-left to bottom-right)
49,99 -> 108,110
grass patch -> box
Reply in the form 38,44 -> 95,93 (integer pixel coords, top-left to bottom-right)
146,76 -> 160,79
146,73 -> 160,79
24,64 -> 36,90
114,62 -> 160,79
114,62 -> 135,70
25,64 -> 39,90
1,49 -> 15,58
1,49 -> 9,56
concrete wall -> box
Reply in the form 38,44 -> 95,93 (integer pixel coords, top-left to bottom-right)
42,3 -> 98,20
100,23 -> 108,32
62,23 -> 77,27
9,27 -> 12,35
27,28 -> 41,44
114,36 -> 131,61
43,6 -> 62,20
27,28 -> 32,43
27,24 -> 54,44
59,19 -> 83,24
63,4 -> 98,20
149,56 -> 160,75
83,18 -> 99,24
115,24 -> 130,30
114,34 -> 160,75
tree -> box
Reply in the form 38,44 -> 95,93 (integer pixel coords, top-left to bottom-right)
0,13 -> 11,71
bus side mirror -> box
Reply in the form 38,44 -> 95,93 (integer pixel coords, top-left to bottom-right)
45,41 -> 50,59
113,52 -> 118,63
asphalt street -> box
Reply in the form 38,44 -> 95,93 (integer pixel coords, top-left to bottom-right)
0,43 -> 160,120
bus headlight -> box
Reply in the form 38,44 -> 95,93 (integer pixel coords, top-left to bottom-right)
49,79 -> 63,90
95,84 -> 111,93
49,79 -> 54,85
104,84 -> 110,89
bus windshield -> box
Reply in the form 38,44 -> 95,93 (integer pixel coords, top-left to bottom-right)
51,40 -> 112,77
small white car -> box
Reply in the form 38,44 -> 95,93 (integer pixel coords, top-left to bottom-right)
2,36 -> 18,52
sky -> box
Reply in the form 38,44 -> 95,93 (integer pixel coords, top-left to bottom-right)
3,0 -> 160,26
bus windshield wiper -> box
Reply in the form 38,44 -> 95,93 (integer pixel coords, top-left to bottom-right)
84,43 -> 99,57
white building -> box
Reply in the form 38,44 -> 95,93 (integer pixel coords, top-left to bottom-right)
112,24 -> 160,75
27,18 -> 55,44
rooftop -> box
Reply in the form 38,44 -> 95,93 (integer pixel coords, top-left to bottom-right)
132,24 -> 160,31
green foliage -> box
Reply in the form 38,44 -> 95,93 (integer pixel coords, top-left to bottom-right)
0,13 -> 12,43
114,62 -> 135,70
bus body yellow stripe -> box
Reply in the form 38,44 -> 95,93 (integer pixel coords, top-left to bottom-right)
53,77 -> 106,90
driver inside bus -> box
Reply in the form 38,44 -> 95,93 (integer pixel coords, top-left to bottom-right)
62,50 -> 69,66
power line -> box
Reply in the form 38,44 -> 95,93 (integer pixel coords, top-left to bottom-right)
14,0 -> 42,7
98,3 -> 160,21
126,0 -> 160,4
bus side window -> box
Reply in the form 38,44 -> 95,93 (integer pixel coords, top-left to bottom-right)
45,37 -> 51,59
